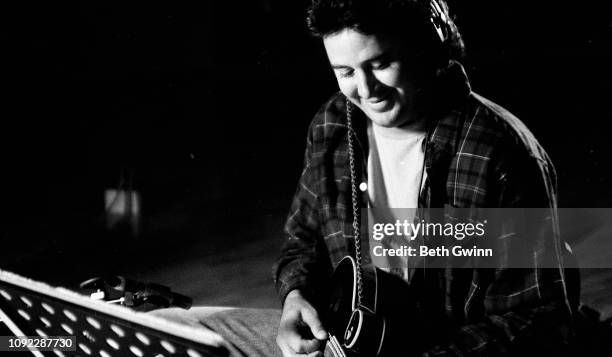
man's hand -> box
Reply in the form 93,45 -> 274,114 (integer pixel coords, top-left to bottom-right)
277,289 -> 328,357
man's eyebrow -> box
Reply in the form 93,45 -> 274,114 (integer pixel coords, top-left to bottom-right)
330,51 -> 392,70
330,64 -> 352,70
367,51 -> 391,63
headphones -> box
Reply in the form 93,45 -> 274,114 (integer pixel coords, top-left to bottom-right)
428,0 -> 450,43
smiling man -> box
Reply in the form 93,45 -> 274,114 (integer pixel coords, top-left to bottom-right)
274,0 -> 579,356
325,30 -> 420,128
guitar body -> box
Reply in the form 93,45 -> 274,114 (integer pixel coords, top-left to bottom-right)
324,256 -> 414,357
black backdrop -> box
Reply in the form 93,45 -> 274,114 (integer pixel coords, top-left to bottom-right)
0,1 -> 610,283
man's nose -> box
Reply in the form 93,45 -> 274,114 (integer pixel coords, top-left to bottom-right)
356,70 -> 377,99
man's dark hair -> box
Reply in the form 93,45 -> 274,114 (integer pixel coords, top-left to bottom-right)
306,0 -> 465,72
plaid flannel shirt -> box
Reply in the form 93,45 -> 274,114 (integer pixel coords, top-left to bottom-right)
273,63 -> 578,356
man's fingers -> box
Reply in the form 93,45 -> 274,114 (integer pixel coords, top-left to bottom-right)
301,307 -> 328,340
276,335 -> 293,357
277,291 -> 326,356
278,319 -> 322,355
277,332 -> 307,357
286,329 -> 321,353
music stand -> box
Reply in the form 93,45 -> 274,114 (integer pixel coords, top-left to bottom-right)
0,269 -> 229,356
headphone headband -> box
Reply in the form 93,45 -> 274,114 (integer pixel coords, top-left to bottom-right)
429,0 -> 449,43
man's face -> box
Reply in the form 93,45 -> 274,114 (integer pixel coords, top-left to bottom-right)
323,28 -> 419,128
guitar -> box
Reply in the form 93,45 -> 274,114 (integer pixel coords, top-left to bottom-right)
323,256 -> 414,357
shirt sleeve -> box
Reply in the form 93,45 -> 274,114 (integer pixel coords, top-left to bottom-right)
272,117 -> 332,306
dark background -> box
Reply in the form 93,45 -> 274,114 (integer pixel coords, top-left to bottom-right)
0,1 -> 610,310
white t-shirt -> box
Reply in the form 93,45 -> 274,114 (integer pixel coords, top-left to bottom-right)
367,119 -> 427,279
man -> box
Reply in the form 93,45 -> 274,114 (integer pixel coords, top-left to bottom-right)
274,0 -> 578,356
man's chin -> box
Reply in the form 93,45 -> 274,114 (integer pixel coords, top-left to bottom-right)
370,119 -> 395,128
367,110 -> 402,128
